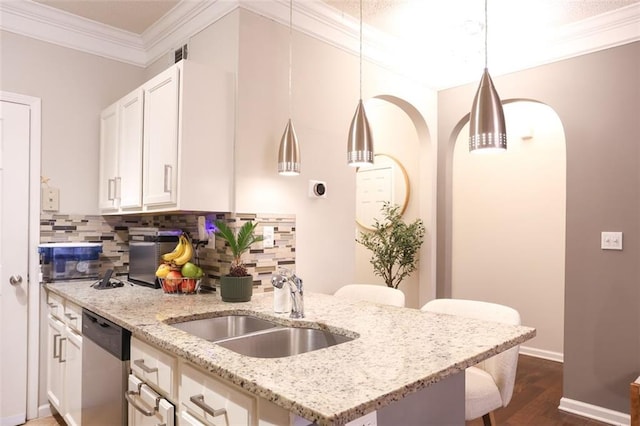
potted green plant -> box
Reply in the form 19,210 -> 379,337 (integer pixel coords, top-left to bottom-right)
357,202 -> 425,289
214,219 -> 263,302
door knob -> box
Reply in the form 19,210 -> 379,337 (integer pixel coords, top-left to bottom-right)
9,275 -> 23,286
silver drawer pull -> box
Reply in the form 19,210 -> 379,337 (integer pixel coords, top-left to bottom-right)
190,394 -> 226,418
125,387 -> 159,417
53,333 -> 61,359
58,337 -> 66,363
65,313 -> 77,321
134,359 -> 158,374
48,302 -> 58,309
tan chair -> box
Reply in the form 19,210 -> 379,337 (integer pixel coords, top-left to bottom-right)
421,298 -> 521,426
334,284 -> 405,307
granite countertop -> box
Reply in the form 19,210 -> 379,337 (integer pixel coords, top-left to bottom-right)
46,281 -> 535,425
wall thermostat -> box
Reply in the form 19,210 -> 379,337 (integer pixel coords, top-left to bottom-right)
309,180 -> 327,198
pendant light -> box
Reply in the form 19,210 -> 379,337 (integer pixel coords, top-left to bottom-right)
278,0 -> 301,176
347,0 -> 374,167
469,0 -> 507,152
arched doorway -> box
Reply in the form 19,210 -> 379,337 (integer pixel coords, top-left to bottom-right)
354,95 -> 434,308
451,100 -> 566,359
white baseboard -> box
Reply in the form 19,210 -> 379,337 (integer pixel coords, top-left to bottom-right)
559,397 -> 630,426
519,345 -> 564,363
37,404 -> 53,419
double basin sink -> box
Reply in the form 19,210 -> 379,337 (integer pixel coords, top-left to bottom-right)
169,315 -> 355,358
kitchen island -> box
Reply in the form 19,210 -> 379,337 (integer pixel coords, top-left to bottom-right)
46,281 -> 535,425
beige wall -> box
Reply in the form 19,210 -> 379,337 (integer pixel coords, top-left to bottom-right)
452,101 -> 566,357
0,30 -> 145,215
230,10 -> 436,296
438,41 -> 640,414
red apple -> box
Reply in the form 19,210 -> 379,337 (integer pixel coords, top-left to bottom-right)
181,278 -> 197,293
164,270 -> 182,293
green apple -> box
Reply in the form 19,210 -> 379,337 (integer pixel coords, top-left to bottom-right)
181,262 -> 199,278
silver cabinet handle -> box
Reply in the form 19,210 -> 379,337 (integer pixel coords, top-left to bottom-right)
163,165 -> 172,193
125,388 -> 159,417
115,176 -> 122,200
108,178 -> 116,201
47,302 -> 58,309
190,394 -> 226,418
9,275 -> 22,286
133,359 -> 158,374
58,337 -> 66,363
53,333 -> 61,359
65,313 -> 77,321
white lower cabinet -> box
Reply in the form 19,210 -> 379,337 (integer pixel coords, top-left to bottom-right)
46,294 -> 83,425
179,362 -> 256,426
127,374 -> 175,426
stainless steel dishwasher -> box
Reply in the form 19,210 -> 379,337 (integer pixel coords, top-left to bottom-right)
82,308 -> 131,425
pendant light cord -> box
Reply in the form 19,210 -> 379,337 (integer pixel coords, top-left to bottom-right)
484,0 -> 488,69
359,0 -> 363,100
288,0 -> 293,118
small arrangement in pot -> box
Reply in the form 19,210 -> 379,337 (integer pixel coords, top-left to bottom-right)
155,233 -> 204,294
214,219 -> 263,302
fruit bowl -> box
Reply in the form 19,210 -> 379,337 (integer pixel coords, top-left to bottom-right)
158,277 -> 201,294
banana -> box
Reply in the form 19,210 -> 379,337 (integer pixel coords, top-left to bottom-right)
173,235 -> 193,266
162,236 -> 185,262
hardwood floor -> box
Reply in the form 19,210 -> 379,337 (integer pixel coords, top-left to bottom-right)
467,355 -> 608,426
26,356 -> 608,426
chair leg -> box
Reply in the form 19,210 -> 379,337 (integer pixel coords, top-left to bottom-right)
482,412 -> 496,426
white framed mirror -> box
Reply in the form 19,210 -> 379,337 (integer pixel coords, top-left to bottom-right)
355,153 -> 410,230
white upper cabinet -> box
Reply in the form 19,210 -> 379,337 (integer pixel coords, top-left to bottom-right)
142,64 -> 180,207
99,60 -> 234,214
98,103 -> 119,211
118,89 -> 144,210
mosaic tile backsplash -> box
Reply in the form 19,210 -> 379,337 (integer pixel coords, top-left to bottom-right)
40,212 -> 296,292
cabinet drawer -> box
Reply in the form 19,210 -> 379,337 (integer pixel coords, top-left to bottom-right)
180,362 -> 256,426
46,292 -> 64,320
130,337 -> 177,398
64,301 -> 82,333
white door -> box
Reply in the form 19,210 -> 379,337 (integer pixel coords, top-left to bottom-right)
0,100 -> 30,425
99,102 -> 118,211
118,88 -> 144,210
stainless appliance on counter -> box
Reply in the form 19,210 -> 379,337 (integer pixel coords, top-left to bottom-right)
81,308 -> 130,425
128,228 -> 182,288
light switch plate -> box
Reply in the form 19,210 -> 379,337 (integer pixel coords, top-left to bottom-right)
601,231 -> 623,250
41,187 -> 59,211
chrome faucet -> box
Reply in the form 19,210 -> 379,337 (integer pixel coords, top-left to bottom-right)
271,269 -> 304,318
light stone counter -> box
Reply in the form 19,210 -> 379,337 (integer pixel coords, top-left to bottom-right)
46,281 -> 535,425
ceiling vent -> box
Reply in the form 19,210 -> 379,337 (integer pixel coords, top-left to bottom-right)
174,44 -> 188,63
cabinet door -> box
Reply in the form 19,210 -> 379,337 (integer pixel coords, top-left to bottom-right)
142,64 -> 179,207
63,329 -> 82,426
99,102 -> 119,211
47,315 -> 65,412
180,362 -> 256,426
127,375 -> 174,426
118,89 -> 144,210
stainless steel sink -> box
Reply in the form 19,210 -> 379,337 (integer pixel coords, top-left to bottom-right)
216,327 -> 355,358
169,315 -> 279,342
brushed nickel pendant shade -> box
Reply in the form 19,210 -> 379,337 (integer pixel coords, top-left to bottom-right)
469,0 -> 507,153
278,119 -> 300,175
347,0 -> 374,167
278,0 -> 300,175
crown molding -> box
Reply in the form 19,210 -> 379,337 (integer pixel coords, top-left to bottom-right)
0,0 -> 147,65
1,0 -> 638,88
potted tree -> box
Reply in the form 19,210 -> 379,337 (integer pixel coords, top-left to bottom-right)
357,202 -> 425,289
214,219 -> 263,302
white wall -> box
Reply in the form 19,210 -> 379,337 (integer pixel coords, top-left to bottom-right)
452,101 -> 566,358
0,30 -> 145,215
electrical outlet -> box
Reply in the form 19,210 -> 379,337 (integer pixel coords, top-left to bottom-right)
601,231 -> 623,250
197,216 -> 208,241
263,226 -> 275,248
